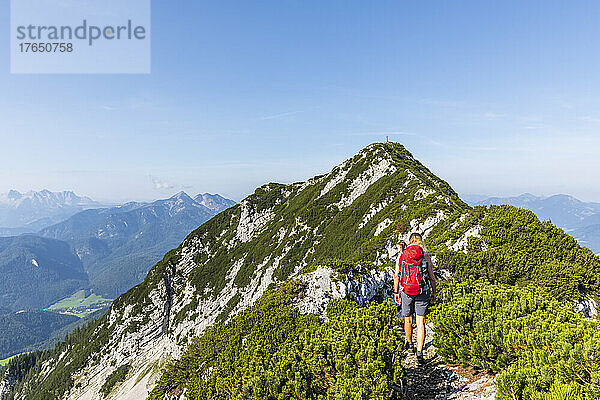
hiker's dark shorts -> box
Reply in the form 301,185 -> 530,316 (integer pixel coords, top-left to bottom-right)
399,291 -> 430,317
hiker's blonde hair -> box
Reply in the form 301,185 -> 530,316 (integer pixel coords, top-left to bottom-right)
409,232 -> 424,248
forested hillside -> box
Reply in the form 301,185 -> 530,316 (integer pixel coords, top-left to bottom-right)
0,310 -> 78,360
0,236 -> 88,310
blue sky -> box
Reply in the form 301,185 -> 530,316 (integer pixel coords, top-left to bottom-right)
1,1 -> 600,202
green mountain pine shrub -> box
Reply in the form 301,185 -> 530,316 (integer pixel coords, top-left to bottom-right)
149,280 -> 404,399
431,280 -> 600,400
427,205 -> 600,300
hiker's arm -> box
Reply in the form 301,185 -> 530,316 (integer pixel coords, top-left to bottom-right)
394,256 -> 399,293
394,255 -> 400,302
426,254 -> 436,298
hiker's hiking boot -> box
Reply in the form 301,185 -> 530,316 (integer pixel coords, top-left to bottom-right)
416,350 -> 425,365
407,342 -> 416,354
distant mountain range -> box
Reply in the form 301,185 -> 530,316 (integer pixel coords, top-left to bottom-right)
466,193 -> 600,253
0,190 -> 235,362
39,192 -> 235,297
193,192 -> 237,214
572,224 -> 600,256
0,189 -> 105,232
0,191 -> 236,309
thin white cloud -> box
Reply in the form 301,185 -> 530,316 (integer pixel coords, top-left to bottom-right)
512,147 -> 537,153
523,124 -> 546,130
580,115 -> 600,124
260,110 -> 304,120
465,146 -> 498,152
148,174 -> 177,191
547,96 -> 574,110
519,115 -> 541,122
100,94 -> 160,112
425,139 -> 443,146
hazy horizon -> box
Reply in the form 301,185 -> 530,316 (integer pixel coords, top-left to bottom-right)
2,168 -> 599,205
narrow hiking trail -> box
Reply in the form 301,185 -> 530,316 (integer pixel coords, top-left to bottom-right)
398,323 -> 496,400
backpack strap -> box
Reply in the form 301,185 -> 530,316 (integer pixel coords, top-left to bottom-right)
400,259 -> 405,288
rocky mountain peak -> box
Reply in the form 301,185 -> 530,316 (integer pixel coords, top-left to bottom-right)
4,144 -> 600,400
2,142 -> 468,399
194,193 -> 236,213
167,191 -> 195,203
0,189 -> 103,230
6,190 -> 22,200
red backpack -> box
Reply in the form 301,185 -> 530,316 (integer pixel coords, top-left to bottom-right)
400,244 -> 428,296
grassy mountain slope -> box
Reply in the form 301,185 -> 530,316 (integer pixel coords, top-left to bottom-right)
150,191 -> 600,400
432,280 -> 600,399
426,205 -> 600,300
473,193 -> 600,229
470,193 -> 600,254
149,281 -> 404,400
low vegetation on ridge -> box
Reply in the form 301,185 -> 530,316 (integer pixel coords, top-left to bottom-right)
426,204 -> 600,399
149,280 -> 404,400
147,200 -> 600,400
432,280 -> 600,399
428,205 -> 600,300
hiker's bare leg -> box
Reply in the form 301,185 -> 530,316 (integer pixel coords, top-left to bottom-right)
404,315 -> 413,344
416,315 -> 426,352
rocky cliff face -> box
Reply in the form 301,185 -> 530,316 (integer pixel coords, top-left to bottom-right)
2,143 -> 469,400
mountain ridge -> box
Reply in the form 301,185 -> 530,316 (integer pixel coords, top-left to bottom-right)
0,142 -> 469,399
5,143 -> 598,399
0,189 -> 104,231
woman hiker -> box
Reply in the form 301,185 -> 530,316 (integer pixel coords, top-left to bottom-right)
394,232 -> 437,364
